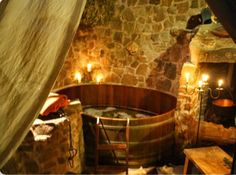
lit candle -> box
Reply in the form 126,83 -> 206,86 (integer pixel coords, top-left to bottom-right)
96,74 -> 103,83
218,79 -> 223,88
198,80 -> 203,89
201,74 -> 209,83
87,63 -> 92,72
185,72 -> 190,83
75,72 -> 82,83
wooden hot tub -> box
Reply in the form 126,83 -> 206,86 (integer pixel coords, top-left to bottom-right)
57,84 -> 177,166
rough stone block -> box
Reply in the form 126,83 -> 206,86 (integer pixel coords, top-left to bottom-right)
161,0 -> 173,6
124,22 -> 135,34
122,8 -> 135,21
153,7 -> 166,22
107,73 -> 121,83
106,43 -> 115,49
121,74 -> 138,85
152,23 -> 163,33
190,0 -> 198,8
134,23 -> 145,33
164,20 -> 172,29
164,63 -> 176,80
131,61 -> 139,68
126,42 -> 139,55
138,0 -> 148,5
111,18 -> 123,30
136,63 -> 148,75
156,78 -> 172,91
127,0 -> 138,6
113,32 -> 123,43
150,0 -> 160,5
175,1 -> 189,14
176,15 -> 187,21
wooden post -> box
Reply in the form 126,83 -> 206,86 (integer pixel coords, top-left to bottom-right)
183,157 -> 193,175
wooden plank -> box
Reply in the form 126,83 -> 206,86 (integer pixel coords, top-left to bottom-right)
57,84 -> 176,114
184,146 -> 232,174
183,157 -> 193,175
97,144 -> 127,150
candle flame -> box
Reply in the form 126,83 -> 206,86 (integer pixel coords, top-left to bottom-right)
185,72 -> 190,83
218,79 -> 223,87
87,63 -> 92,72
201,74 -> 209,82
198,80 -> 203,88
75,72 -> 82,83
96,74 -> 103,83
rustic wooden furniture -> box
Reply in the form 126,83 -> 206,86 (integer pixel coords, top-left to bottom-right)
183,146 -> 233,174
95,117 -> 130,174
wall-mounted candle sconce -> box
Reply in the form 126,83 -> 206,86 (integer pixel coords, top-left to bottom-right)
87,63 -> 92,72
75,72 -> 82,83
185,72 -> 224,98
74,63 -> 104,84
184,72 -> 225,145
96,73 -> 103,84
207,79 -> 224,99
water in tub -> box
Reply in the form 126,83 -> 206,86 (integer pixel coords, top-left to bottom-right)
83,106 -> 154,119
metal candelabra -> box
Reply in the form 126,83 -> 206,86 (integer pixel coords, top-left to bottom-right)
184,75 -> 224,146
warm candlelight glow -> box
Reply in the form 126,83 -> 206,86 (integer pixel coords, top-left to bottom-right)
201,74 -> 209,82
185,72 -> 190,83
96,74 -> 103,83
198,80 -> 203,88
218,79 -> 223,87
75,72 -> 82,83
87,63 -> 92,72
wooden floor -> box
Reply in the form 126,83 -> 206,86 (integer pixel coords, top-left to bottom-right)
83,166 -> 158,174
81,145 -> 234,174
82,165 -> 201,174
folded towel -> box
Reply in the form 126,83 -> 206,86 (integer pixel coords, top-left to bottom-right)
40,93 -> 69,116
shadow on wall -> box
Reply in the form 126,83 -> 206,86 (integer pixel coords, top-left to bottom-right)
146,29 -> 196,95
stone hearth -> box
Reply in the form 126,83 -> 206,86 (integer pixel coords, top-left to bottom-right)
176,23 -> 236,150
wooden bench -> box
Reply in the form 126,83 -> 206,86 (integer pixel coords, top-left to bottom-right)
183,146 -> 233,174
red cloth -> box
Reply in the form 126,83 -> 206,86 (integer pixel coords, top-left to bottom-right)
40,93 -> 69,116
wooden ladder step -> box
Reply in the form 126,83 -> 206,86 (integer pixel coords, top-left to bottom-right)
95,118 -> 130,174
97,143 -> 127,150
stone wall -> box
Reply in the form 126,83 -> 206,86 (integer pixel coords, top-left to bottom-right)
54,0 -> 206,95
175,62 -> 200,150
2,102 -> 84,174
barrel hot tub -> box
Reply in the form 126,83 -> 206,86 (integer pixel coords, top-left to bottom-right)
57,84 -> 177,166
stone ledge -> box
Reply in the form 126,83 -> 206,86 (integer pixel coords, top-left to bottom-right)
190,24 -> 236,64
2,103 -> 84,174
31,118 -> 68,141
